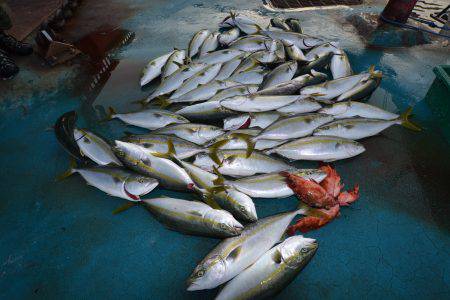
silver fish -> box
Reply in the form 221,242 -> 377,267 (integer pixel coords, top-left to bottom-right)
335,76 -> 381,102
223,111 -> 284,131
170,80 -> 240,104
260,61 -> 298,90
151,123 -> 225,145
215,54 -> 246,81
285,18 -> 302,33
233,16 -> 262,35
282,40 -> 310,62
113,141 -> 193,190
220,95 -> 303,113
256,70 -> 328,96
228,169 -> 327,198
176,159 -> 257,223
200,32 -> 220,57
193,150 -> 293,177
109,108 -> 189,130
143,197 -> 243,238
229,35 -> 271,52
170,63 -> 223,99
261,30 -> 324,49
146,62 -> 208,102
188,29 -> 210,58
305,42 -> 340,61
65,166 -> 158,201
227,68 -> 266,85
313,114 -> 417,140
296,51 -> 333,75
175,100 -> 237,121
276,97 -> 322,114
73,128 -> 121,166
161,49 -> 186,79
219,13 -> 258,29
195,49 -> 243,65
209,84 -> 259,103
140,50 -> 174,86
187,210 -> 302,290
121,134 -> 204,159
218,27 -> 241,46
254,113 -> 334,141
319,101 -> 399,120
206,129 -> 285,151
270,17 -> 291,31
330,49 -> 353,79
267,136 -> 365,161
215,235 -> 318,300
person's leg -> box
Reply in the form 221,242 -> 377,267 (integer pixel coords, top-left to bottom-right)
0,1 -> 13,31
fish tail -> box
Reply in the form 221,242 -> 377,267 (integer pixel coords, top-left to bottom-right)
212,166 -> 226,186
296,201 -> 312,216
399,107 -> 421,131
105,106 -> 117,121
55,158 -> 77,181
369,65 -> 382,79
154,96 -> 171,109
132,97 -> 150,107
233,133 -> 255,158
112,202 -> 139,214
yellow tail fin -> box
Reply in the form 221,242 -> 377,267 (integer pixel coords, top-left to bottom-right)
112,202 -> 138,214
232,133 -> 255,158
55,159 -> 77,181
399,107 -> 421,131
208,140 -> 229,164
153,96 -> 171,109
152,138 -> 177,159
212,166 -> 225,186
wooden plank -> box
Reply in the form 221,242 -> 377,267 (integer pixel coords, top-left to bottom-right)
5,0 -> 63,41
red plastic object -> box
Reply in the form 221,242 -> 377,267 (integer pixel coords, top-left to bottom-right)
381,0 -> 419,23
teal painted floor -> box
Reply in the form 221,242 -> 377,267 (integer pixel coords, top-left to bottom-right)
0,0 -> 449,299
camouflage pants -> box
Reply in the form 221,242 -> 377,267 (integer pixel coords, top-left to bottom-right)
0,1 -> 12,31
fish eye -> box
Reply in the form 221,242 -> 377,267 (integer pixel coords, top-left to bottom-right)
196,270 -> 205,277
301,248 -> 308,253
239,206 -> 246,212
117,150 -> 125,157
138,178 -> 145,183
220,223 -> 228,230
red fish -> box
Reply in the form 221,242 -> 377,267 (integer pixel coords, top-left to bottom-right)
280,171 -> 337,209
338,185 -> 359,206
288,204 -> 340,234
319,165 -> 344,198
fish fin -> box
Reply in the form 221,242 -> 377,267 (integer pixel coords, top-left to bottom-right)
173,61 -> 183,67
369,65 -> 382,79
310,93 -> 326,97
208,139 -> 229,164
231,133 -> 255,158
112,202 -> 138,214
153,96 -> 171,109
254,24 -> 263,34
152,138 -> 177,158
399,107 -> 421,131
226,246 -> 242,262
55,159 -> 77,181
100,106 -> 117,122
188,210 -> 203,217
131,97 -> 150,107
212,166 -> 225,186
272,249 -> 283,264
203,193 -> 222,210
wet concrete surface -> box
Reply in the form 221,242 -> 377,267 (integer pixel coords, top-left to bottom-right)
0,0 -> 450,299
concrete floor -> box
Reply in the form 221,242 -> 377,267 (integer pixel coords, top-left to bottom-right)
0,0 -> 449,299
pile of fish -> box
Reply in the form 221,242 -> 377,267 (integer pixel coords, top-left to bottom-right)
55,12 -> 421,299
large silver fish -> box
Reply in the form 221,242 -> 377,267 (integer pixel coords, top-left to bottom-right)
220,95 -> 302,112
209,84 -> 259,103
205,129 -> 285,151
330,49 -> 352,79
256,70 -> 328,96
175,100 -> 238,121
199,32 -> 220,57
193,150 -> 293,177
260,61 -> 298,90
187,210 -> 302,290
223,111 -> 284,131
215,54 -> 246,81
62,165 -> 158,201
151,123 -> 225,145
176,159 -> 257,223
161,49 -> 186,79
170,63 -> 223,99
108,107 -> 189,130
319,101 -> 399,120
140,50 -> 174,86
195,49 -> 244,65
188,29 -> 210,58
276,97 -> 322,114
305,42 -> 340,61
121,134 -> 204,159
283,40 -> 310,62
313,111 -> 420,140
170,80 -> 240,104
113,141 -> 193,190
146,62 -> 208,102
227,169 -> 327,198
143,197 -> 243,238
229,35 -> 271,52
215,235 -> 318,300
253,113 -> 334,141
73,128 -> 121,166
261,30 -> 324,49
266,136 -> 365,161
218,27 -> 241,46
227,68 -> 267,85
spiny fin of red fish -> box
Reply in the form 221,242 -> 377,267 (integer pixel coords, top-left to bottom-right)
319,165 -> 344,198
338,184 -> 360,206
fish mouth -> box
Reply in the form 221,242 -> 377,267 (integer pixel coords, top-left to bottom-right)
186,281 -> 201,291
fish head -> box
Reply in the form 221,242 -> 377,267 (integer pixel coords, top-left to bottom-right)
187,255 -> 227,291
124,176 -> 158,199
193,153 -> 218,171
205,209 -> 244,236
340,140 -> 366,157
220,95 -> 248,109
113,141 -> 147,165
223,114 -> 251,131
226,189 -> 257,222
276,236 -> 318,268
